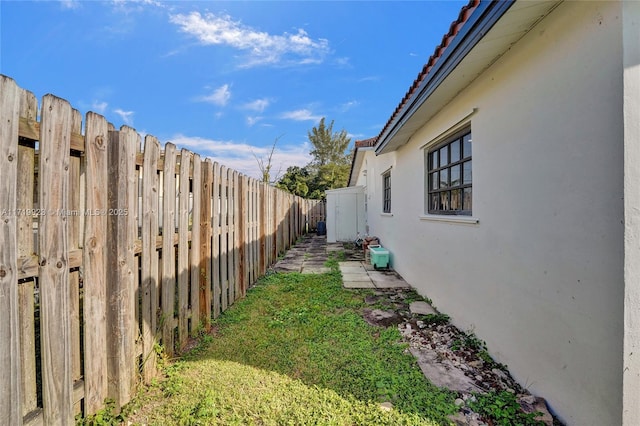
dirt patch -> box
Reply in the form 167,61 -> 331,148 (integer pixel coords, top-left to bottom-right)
359,288 -> 560,426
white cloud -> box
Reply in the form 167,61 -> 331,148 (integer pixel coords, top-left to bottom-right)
170,134 -> 311,180
339,101 -> 359,112
280,109 -> 322,122
60,0 -> 80,10
113,108 -> 134,125
199,84 -> 231,106
246,116 -> 263,126
243,98 -> 270,113
91,101 -> 108,114
169,11 -> 330,67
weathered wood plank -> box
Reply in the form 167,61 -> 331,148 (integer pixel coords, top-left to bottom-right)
240,175 -> 249,295
70,110 -> 83,416
82,111 -> 109,415
161,143 -> 177,356
190,155 -> 201,333
39,94 -> 73,425
212,163 -> 221,318
199,159 -> 213,327
218,165 -> 227,315
177,149 -> 191,349
227,168 -> 236,304
141,135 -> 161,381
17,88 -> 37,419
259,183 -> 266,276
106,126 -> 138,409
0,75 -> 23,425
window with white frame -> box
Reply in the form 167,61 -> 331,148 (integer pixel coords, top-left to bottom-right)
425,128 -> 472,215
382,169 -> 391,213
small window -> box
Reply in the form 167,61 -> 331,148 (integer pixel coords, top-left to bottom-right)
382,170 -> 391,213
425,128 -> 472,215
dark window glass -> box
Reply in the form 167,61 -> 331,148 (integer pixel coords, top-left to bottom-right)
383,171 -> 391,213
426,128 -> 472,215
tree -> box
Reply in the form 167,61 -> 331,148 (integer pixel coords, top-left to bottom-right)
276,117 -> 352,199
253,135 -> 283,184
276,165 -> 310,197
308,117 -> 351,167
307,118 -> 352,196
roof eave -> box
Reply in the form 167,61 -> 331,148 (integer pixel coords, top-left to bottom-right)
375,0 -> 515,155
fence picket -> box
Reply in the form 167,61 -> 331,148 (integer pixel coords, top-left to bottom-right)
141,135 -> 161,381
177,150 -> 191,349
39,94 -> 73,425
199,160 -> 213,327
106,126 -> 138,409
219,165 -> 228,314
212,163 -> 221,318
0,75 -> 23,425
82,112 -> 109,414
161,143 -> 177,357
1,76 -> 327,424
17,87 -> 37,419
190,155 -> 201,333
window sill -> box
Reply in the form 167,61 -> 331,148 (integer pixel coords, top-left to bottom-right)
419,214 -> 479,225
380,213 -> 393,217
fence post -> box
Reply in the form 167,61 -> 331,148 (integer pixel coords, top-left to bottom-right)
0,75 -> 23,425
106,126 -> 138,410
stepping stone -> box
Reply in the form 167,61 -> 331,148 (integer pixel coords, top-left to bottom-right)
343,280 -> 375,289
409,301 -> 437,315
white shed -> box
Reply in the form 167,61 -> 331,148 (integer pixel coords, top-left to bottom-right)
325,186 -> 366,243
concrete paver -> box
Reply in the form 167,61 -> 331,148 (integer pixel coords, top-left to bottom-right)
343,280 -> 376,289
272,234 -> 412,289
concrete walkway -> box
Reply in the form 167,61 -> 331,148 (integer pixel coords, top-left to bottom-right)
273,234 -> 410,289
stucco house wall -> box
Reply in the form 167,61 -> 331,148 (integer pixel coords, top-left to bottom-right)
357,2 -> 625,424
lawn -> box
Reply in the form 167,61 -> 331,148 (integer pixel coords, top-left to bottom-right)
121,254 -> 458,425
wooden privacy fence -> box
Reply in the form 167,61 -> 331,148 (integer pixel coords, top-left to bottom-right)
0,75 -> 326,425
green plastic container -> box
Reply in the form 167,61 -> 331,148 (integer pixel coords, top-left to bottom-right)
368,245 -> 389,269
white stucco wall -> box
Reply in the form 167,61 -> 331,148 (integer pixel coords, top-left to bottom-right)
365,2 -> 625,424
623,1 -> 640,424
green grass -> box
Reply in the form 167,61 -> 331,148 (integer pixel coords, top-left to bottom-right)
126,263 -> 457,425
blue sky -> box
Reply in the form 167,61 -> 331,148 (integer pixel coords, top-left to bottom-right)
1,0 -> 466,180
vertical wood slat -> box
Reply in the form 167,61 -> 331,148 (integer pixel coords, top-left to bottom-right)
259,183 -> 266,277
219,165 -> 228,314
17,87 -> 38,419
247,176 -> 253,288
232,170 -> 241,299
238,175 -> 246,297
227,168 -> 236,304
68,109 -> 83,416
141,135 -> 160,382
177,150 -> 191,349
82,112 -> 109,414
0,75 -> 23,425
106,126 -> 138,409
161,143 -> 176,357
211,163 -> 221,319
190,155 -> 201,333
39,94 -> 73,425
199,160 -> 213,327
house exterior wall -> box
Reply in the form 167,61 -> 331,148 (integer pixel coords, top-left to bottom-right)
623,1 -> 640,424
363,2 -> 624,424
